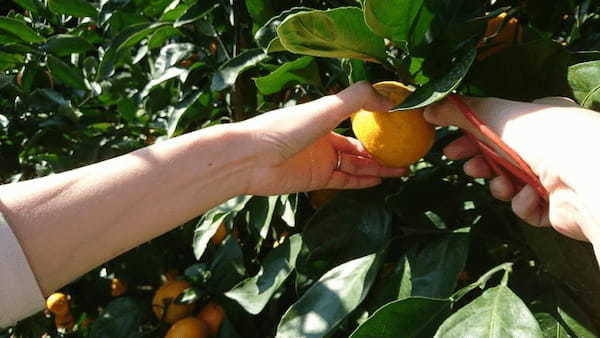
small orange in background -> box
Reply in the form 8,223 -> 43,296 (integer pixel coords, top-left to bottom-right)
111,278 -> 127,297
211,222 -> 227,246
152,280 -> 197,324
165,317 -> 210,338
46,293 -> 70,317
197,302 -> 225,336
477,12 -> 523,60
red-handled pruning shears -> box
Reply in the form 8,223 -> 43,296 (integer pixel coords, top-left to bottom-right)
447,94 -> 549,202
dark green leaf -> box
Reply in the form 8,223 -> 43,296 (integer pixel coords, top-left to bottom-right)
12,0 -> 44,15
363,0 -> 434,48
209,237 -> 246,293
351,298 -> 452,338
535,312 -> 572,338
140,67 -> 188,98
226,234 -> 302,314
255,7 -> 312,52
193,196 -> 252,259
277,7 -> 386,63
255,56 -> 321,95
245,195 -> 278,238
48,0 -> 98,18
245,0 -> 275,27
276,253 -> 382,338
568,60 -> 600,110
46,35 -> 95,56
406,233 -> 470,299
174,2 -> 219,27
0,17 -> 45,43
211,49 -> 267,91
298,188 -> 391,279
393,43 -> 476,110
166,90 -> 204,137
89,297 -> 148,338
435,285 -> 543,337
47,55 -> 87,90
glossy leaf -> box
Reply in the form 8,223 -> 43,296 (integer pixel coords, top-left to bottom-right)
393,43 -> 476,110
47,55 -> 87,90
245,195 -> 279,239
277,7 -> 386,63
535,312 -> 572,338
48,0 -> 98,18
363,0 -> 434,48
166,90 -> 204,137
226,234 -> 302,314
193,196 -> 252,259
298,188 -> 391,279
351,298 -> 452,338
255,56 -> 321,95
568,60 -> 600,110
435,285 -> 543,337
0,17 -> 45,43
211,49 -> 267,91
46,35 -> 95,56
89,297 -> 147,338
276,253 -> 382,338
140,67 -> 188,98
174,2 -> 219,27
209,237 -> 246,293
255,7 -> 313,52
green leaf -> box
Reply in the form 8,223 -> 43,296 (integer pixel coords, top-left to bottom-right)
276,253 -> 382,338
166,90 -> 204,137
393,43 -> 476,111
0,17 -> 45,43
568,60 -> 600,110
46,34 -> 95,56
435,285 -> 543,337
255,7 -> 312,52
406,233 -> 470,299
174,2 -> 219,27
298,188 -> 391,279
255,56 -> 321,95
211,49 -> 267,91
89,297 -> 147,338
363,0 -> 434,49
277,7 -> 386,63
193,196 -> 252,259
245,0 -> 275,27
209,236 -> 246,293
140,67 -> 188,98
534,312 -> 572,338
48,0 -> 99,18
245,195 -> 279,239
12,0 -> 44,15
47,55 -> 87,90
468,40 -> 600,101
97,22 -> 168,79
351,298 -> 452,338
226,234 -> 302,314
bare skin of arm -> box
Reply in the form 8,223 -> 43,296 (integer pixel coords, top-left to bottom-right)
425,96 -> 600,262
0,82 -> 406,296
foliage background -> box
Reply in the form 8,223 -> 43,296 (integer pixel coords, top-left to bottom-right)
2,0 -> 600,337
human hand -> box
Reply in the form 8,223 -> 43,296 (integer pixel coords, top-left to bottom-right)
424,96 -> 600,243
239,82 -> 408,196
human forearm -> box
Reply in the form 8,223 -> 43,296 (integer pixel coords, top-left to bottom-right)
0,123 -> 253,295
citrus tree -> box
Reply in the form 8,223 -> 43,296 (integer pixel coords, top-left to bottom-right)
2,0 -> 600,337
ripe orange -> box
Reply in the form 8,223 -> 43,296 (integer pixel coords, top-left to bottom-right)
351,81 -> 435,167
197,302 -> 225,336
111,278 -> 127,297
165,317 -> 210,338
152,280 -> 196,323
477,12 -> 522,60
46,293 -> 70,316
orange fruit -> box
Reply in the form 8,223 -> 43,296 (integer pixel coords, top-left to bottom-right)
165,317 -> 210,338
197,302 -> 225,336
309,189 -> 339,209
152,280 -> 196,323
477,12 -> 522,60
54,312 -> 75,331
46,293 -> 70,316
111,278 -> 127,297
351,81 -> 435,167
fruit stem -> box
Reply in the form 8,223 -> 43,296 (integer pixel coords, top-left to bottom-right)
448,94 -> 549,202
